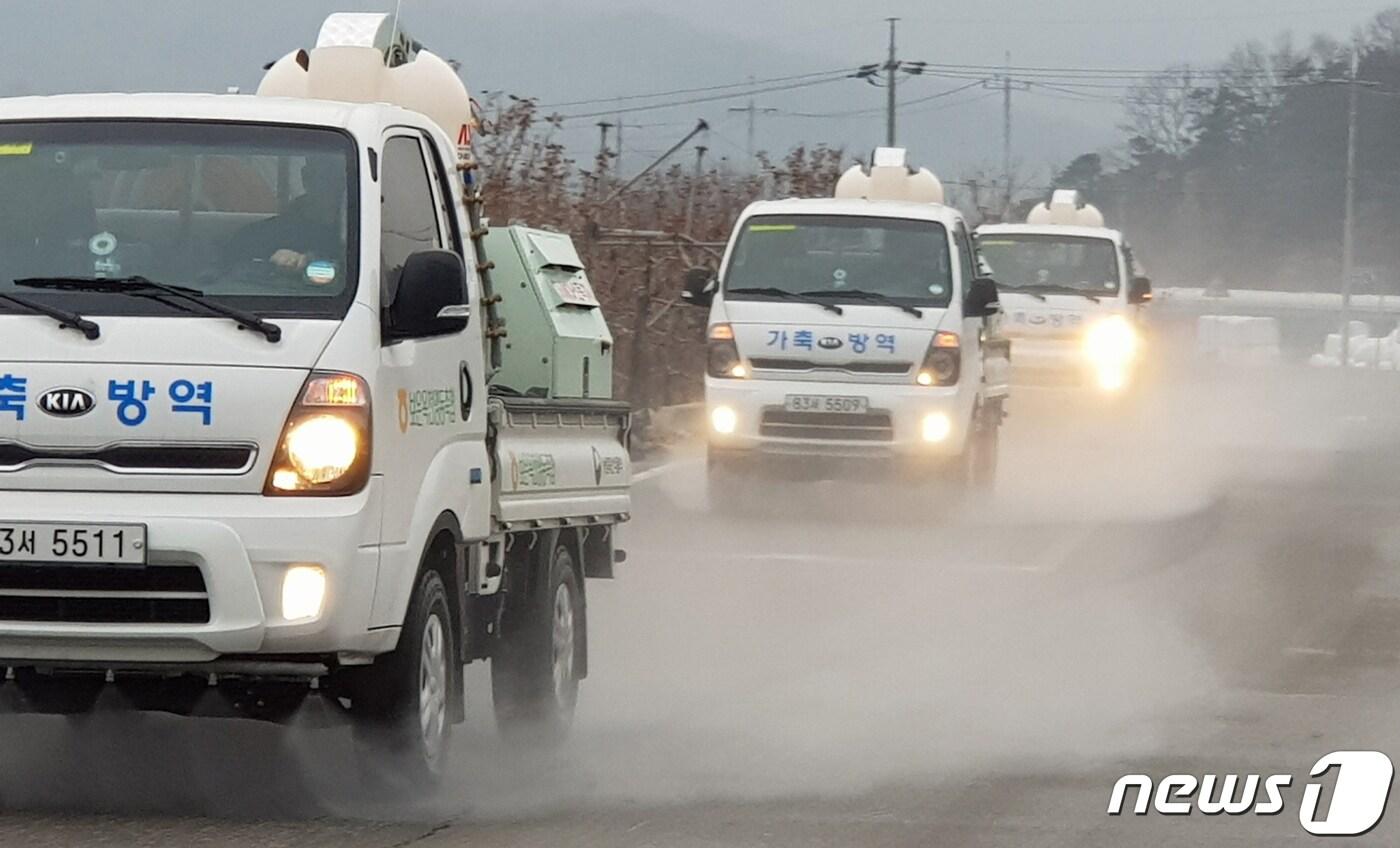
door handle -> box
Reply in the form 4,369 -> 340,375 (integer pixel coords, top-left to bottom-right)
459,362 -> 473,420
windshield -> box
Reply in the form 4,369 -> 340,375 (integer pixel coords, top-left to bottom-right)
978,234 -> 1120,295
723,214 -> 953,307
0,121 -> 358,319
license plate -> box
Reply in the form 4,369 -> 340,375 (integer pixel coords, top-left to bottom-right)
784,394 -> 869,414
0,522 -> 147,565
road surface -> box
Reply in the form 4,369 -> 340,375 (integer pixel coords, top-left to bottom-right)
3,368 -> 1400,846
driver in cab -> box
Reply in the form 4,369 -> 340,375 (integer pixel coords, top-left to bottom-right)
222,157 -> 345,284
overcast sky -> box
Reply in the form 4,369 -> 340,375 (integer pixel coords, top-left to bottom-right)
0,0 -> 1388,182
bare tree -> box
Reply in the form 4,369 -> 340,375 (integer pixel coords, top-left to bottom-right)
1120,66 -> 1202,158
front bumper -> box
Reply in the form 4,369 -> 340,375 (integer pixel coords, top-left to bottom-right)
0,482 -> 393,669
704,376 -> 971,459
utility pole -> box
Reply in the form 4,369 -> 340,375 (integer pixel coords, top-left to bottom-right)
727,77 -> 778,165
1340,45 -> 1360,368
593,121 -> 614,201
614,117 -> 623,177
1002,52 -> 1013,213
885,17 -> 899,147
980,54 -> 1029,215
685,145 -> 708,236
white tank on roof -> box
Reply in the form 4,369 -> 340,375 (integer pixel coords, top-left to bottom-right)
834,147 -> 945,204
258,12 -> 477,155
1026,189 -> 1105,227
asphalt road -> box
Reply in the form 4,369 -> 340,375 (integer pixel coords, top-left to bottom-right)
3,367 -> 1400,846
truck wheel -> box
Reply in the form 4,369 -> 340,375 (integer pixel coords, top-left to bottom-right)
492,543 -> 581,744
960,416 -> 999,493
349,567 -> 454,791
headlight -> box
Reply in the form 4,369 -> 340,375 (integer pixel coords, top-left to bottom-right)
711,405 -> 738,435
265,372 -> 372,496
1083,317 -> 1139,366
707,323 -> 746,378
917,331 -> 960,386
1083,318 -> 1138,393
286,415 -> 360,484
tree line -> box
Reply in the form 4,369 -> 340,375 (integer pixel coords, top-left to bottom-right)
1042,9 -> 1400,292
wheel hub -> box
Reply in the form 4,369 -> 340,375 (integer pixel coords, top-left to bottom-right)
419,612 -> 448,761
551,582 -> 576,704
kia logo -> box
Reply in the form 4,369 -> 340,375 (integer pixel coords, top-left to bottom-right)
37,387 -> 95,418
817,336 -> 844,350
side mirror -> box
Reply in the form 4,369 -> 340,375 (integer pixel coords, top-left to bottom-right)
681,266 -> 715,308
385,249 -> 470,341
1128,275 -> 1152,304
963,276 -> 1000,318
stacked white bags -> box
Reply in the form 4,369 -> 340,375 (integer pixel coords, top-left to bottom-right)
1310,321 -> 1400,369
1197,315 -> 1283,365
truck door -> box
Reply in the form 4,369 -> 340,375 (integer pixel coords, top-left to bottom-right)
374,132 -> 489,578
955,221 -> 1009,398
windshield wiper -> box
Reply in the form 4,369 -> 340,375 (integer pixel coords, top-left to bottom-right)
800,289 -> 923,318
996,284 -> 1048,302
1014,283 -> 1101,303
15,276 -> 283,342
0,292 -> 101,340
727,287 -> 843,315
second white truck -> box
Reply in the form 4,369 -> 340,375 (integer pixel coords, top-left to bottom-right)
683,149 -> 1009,503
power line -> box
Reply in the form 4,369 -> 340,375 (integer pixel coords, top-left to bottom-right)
779,79 -> 984,119
891,5 -> 1384,27
901,90 -> 999,116
554,73 -> 856,120
536,67 -> 859,109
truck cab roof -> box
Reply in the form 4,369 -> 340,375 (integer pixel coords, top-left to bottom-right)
0,92 -> 428,138
977,221 -> 1125,245
739,197 -> 968,228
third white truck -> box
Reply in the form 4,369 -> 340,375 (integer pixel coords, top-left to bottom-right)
976,190 -> 1152,392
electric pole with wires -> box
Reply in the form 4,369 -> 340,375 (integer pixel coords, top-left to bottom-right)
885,17 -> 898,146
982,53 -> 1029,215
852,20 -> 926,148
727,76 -> 778,165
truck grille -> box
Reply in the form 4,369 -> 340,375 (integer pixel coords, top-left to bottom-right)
748,358 -> 912,375
0,442 -> 256,475
0,563 -> 209,624
760,409 -> 894,442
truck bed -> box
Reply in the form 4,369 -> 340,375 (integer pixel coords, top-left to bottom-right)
489,395 -> 631,531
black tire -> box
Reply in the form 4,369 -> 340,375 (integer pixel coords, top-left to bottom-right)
492,543 -> 582,744
944,403 -> 999,495
962,418 -> 999,493
348,567 -> 454,792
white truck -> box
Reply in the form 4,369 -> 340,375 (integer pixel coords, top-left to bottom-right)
0,13 -> 629,789
976,190 -> 1152,392
682,149 -> 1009,501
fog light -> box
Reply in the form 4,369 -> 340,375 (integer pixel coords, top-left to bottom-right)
730,364 -> 749,379
711,405 -> 738,435
921,412 -> 952,443
282,564 -> 326,622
